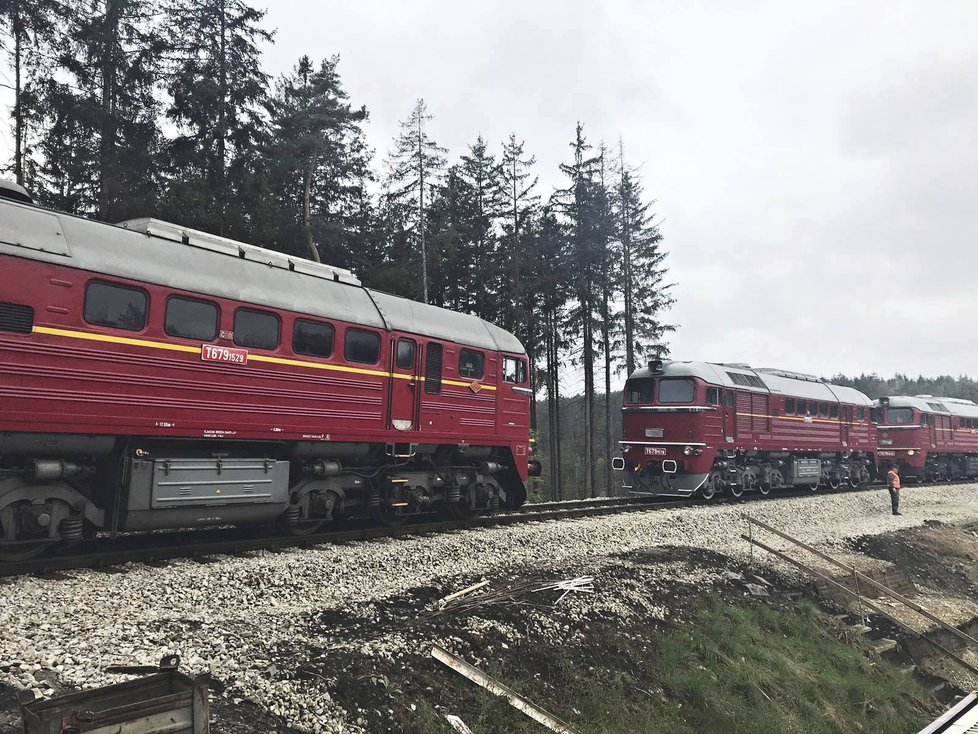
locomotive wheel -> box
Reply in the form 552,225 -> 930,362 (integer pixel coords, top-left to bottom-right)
373,506 -> 409,527
284,519 -> 327,536
848,473 -> 860,489
828,475 -> 841,490
808,481 -> 820,492
0,541 -> 49,563
757,481 -> 770,496
728,480 -> 744,499
699,474 -> 718,500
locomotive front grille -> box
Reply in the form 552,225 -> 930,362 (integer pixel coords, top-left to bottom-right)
0,301 -> 34,334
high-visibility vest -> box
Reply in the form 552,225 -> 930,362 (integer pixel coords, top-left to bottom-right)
887,470 -> 901,490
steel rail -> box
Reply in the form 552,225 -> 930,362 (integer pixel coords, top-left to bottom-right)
0,476 -> 966,578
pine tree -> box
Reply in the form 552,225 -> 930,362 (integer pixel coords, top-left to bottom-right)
457,136 -> 505,319
533,204 -> 572,499
615,142 -> 675,375
594,144 -> 619,495
384,99 -> 447,303
557,123 -> 603,497
264,55 -> 370,265
35,0 -> 166,220
162,0 -> 272,236
499,133 -> 539,337
0,0 -> 66,186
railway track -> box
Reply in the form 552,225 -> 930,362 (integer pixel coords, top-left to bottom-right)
0,480 -> 960,578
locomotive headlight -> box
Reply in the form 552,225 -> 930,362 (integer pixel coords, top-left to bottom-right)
622,444 -> 631,453
683,445 -> 694,456
907,450 -> 915,456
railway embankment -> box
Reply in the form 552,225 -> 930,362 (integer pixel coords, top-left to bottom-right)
3,484 -> 978,732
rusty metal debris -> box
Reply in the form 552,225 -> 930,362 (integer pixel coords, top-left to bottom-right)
432,644 -> 580,734
20,659 -> 208,734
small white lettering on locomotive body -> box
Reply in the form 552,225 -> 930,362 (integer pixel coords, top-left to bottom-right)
155,421 -> 175,428
644,446 -> 668,456
201,344 -> 248,365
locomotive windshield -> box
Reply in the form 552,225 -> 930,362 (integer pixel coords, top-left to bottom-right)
884,407 -> 915,424
625,378 -> 654,404
659,378 -> 695,403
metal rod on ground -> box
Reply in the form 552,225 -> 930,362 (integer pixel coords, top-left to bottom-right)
740,534 -> 978,677
744,516 -> 978,650
431,645 -> 581,734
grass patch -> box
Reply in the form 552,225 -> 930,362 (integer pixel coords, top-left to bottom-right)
401,600 -> 939,733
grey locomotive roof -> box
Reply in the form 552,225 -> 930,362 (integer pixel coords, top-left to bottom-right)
0,199 -> 525,355
628,360 -> 873,405
878,395 -> 978,418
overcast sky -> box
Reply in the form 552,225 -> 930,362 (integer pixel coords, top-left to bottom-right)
3,1 -> 977,386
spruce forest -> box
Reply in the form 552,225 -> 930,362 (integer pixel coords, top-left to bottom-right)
0,0 -> 675,499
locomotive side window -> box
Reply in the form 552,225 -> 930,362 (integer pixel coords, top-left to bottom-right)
725,390 -> 735,408
293,319 -> 334,359
857,407 -> 865,421
234,309 -> 279,350
830,404 -> 839,419
659,378 -> 695,403
784,398 -> 795,415
625,378 -> 654,404
707,387 -> 721,405
84,281 -> 147,331
396,339 -> 416,369
165,297 -> 218,341
458,349 -> 485,379
819,402 -> 829,417
503,356 -> 528,384
345,328 -> 380,364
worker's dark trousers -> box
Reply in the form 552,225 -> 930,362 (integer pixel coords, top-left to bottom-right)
889,488 -> 900,514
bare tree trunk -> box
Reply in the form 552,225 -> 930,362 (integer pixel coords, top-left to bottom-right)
620,140 -> 636,376
216,0 -> 228,234
98,0 -> 121,219
603,289 -> 613,496
12,0 -> 23,185
417,115 -> 428,303
303,160 -> 320,262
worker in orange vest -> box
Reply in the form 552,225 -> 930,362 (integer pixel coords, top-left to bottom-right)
887,466 -> 902,515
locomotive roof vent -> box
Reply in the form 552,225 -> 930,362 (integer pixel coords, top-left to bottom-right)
942,397 -> 978,406
0,179 -> 34,205
756,368 -> 821,383
915,394 -> 934,399
117,217 -> 362,287
719,362 -> 752,369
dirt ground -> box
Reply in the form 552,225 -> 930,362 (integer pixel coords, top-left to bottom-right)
6,521 -> 978,732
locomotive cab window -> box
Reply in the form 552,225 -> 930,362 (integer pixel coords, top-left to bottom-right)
458,349 -> 485,380
234,309 -> 279,350
165,297 -> 218,341
84,281 -> 147,331
707,387 -> 721,405
293,319 -> 334,359
659,378 -> 695,404
886,407 -> 914,424
784,398 -> 795,415
725,390 -> 735,408
345,329 -> 381,364
857,407 -> 865,421
396,339 -> 416,369
625,378 -> 654,404
503,356 -> 528,384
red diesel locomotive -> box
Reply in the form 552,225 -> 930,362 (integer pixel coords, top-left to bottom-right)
0,181 -> 536,560
874,395 -> 978,481
615,360 -> 876,497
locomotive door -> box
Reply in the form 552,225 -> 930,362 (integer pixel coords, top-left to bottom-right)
388,337 -> 420,431
841,406 -> 850,447
721,390 -> 736,443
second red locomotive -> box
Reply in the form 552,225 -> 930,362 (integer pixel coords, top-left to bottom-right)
615,360 -> 876,497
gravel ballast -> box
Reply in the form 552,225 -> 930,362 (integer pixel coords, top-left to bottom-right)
2,483 -> 977,732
